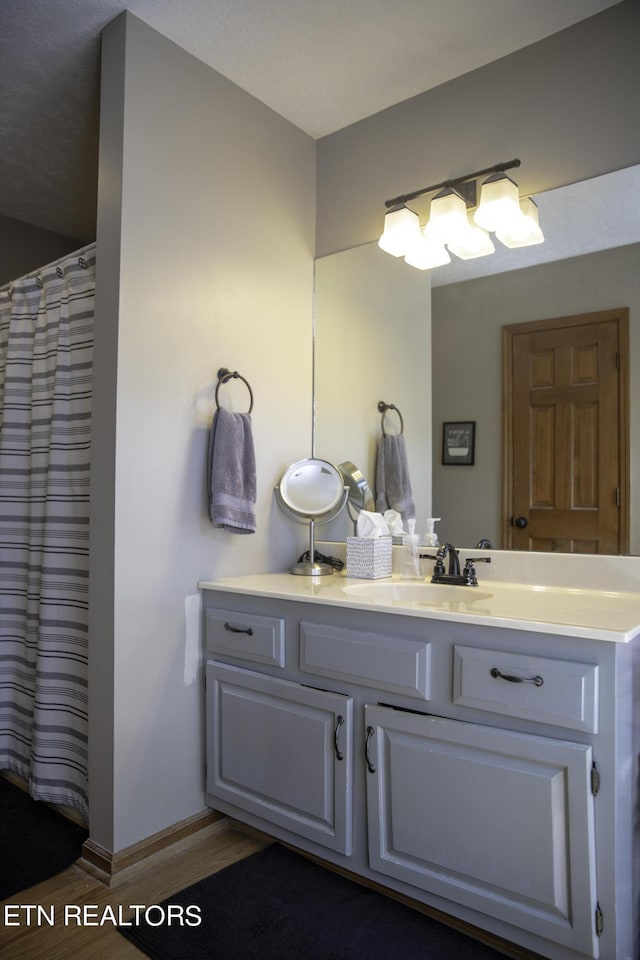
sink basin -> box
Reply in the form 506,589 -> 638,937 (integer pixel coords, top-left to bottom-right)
342,581 -> 492,607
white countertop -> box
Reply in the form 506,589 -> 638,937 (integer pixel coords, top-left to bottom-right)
198,571 -> 640,643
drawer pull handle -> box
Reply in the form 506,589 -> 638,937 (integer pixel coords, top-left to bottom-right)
224,622 -> 253,636
365,725 -> 376,774
334,715 -> 344,761
490,667 -> 544,687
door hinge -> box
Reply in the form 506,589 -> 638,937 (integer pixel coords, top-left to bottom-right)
591,761 -> 600,796
615,351 -> 620,370
595,902 -> 604,937
615,488 -> 621,508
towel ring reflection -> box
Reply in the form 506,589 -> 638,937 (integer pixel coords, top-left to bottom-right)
378,401 -> 404,436
216,367 -> 254,414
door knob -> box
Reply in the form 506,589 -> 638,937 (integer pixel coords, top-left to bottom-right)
514,516 -> 528,528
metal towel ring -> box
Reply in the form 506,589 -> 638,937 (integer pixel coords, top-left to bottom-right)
215,367 -> 254,414
378,401 -> 404,436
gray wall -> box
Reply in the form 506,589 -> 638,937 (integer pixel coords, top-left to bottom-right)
316,1 -> 640,257
0,214 -> 83,286
431,243 -> 640,551
90,12 -> 315,853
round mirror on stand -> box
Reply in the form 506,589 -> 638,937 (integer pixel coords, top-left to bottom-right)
275,458 -> 348,575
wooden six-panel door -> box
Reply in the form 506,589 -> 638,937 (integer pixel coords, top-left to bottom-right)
502,310 -> 629,553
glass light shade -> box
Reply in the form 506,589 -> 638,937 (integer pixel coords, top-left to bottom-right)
473,174 -> 522,233
447,215 -> 495,260
495,197 -> 544,248
378,204 -> 421,257
404,234 -> 450,270
424,188 -> 468,244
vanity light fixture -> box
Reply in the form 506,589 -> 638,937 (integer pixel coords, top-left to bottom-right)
473,172 -> 523,232
423,187 -> 469,245
404,233 -> 451,270
446,214 -> 496,260
379,158 -> 543,270
377,203 -> 422,256
495,196 -> 544,248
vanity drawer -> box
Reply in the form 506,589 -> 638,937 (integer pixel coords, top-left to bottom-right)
452,645 -> 598,733
205,608 -> 285,667
300,621 -> 431,700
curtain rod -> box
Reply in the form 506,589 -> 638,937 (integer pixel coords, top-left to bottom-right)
5,240 -> 96,288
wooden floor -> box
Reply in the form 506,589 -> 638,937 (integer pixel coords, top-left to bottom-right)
1,816 -> 546,960
0,819 -> 267,960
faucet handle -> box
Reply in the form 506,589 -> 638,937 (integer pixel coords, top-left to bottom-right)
418,551 -> 443,573
462,556 -> 491,586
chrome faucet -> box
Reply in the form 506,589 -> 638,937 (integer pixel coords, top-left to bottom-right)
424,542 -> 491,586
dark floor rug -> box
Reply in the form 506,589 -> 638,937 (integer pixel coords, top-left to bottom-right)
0,775 -> 88,900
118,842 -> 510,960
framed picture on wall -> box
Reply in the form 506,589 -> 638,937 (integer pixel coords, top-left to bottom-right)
442,421 -> 476,465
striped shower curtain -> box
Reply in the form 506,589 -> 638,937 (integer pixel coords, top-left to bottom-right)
0,244 -> 95,820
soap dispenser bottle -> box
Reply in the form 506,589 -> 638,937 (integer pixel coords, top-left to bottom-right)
423,518 -> 441,547
402,518 -> 422,579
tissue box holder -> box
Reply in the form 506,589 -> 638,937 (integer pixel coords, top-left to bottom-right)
346,536 -> 392,579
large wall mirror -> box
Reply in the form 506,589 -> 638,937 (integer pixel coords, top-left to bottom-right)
314,242 -> 432,541
314,165 -> 640,553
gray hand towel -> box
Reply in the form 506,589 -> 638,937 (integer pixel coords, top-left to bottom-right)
375,433 -> 415,522
207,407 -> 256,534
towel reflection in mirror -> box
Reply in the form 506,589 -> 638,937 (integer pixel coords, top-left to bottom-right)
375,432 -> 415,523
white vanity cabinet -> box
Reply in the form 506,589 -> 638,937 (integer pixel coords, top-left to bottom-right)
201,585 -> 638,960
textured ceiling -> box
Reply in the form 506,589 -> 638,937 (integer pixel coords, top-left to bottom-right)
0,0 -> 621,241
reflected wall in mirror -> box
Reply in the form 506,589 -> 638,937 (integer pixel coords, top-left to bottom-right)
314,242 -> 432,541
314,166 -> 640,553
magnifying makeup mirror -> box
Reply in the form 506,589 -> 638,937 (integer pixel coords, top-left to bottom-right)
276,458 -> 348,575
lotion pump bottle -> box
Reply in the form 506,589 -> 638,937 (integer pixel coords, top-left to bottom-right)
423,518 -> 441,547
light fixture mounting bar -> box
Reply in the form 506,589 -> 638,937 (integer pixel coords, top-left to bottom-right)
384,158 -> 521,209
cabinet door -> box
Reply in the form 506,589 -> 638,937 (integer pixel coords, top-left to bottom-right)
365,704 -> 598,958
206,661 -> 353,854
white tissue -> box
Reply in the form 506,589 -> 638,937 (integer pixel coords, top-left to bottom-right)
383,509 -> 405,536
357,510 -> 390,538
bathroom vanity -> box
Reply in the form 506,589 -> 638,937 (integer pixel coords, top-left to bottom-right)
200,559 -> 640,960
